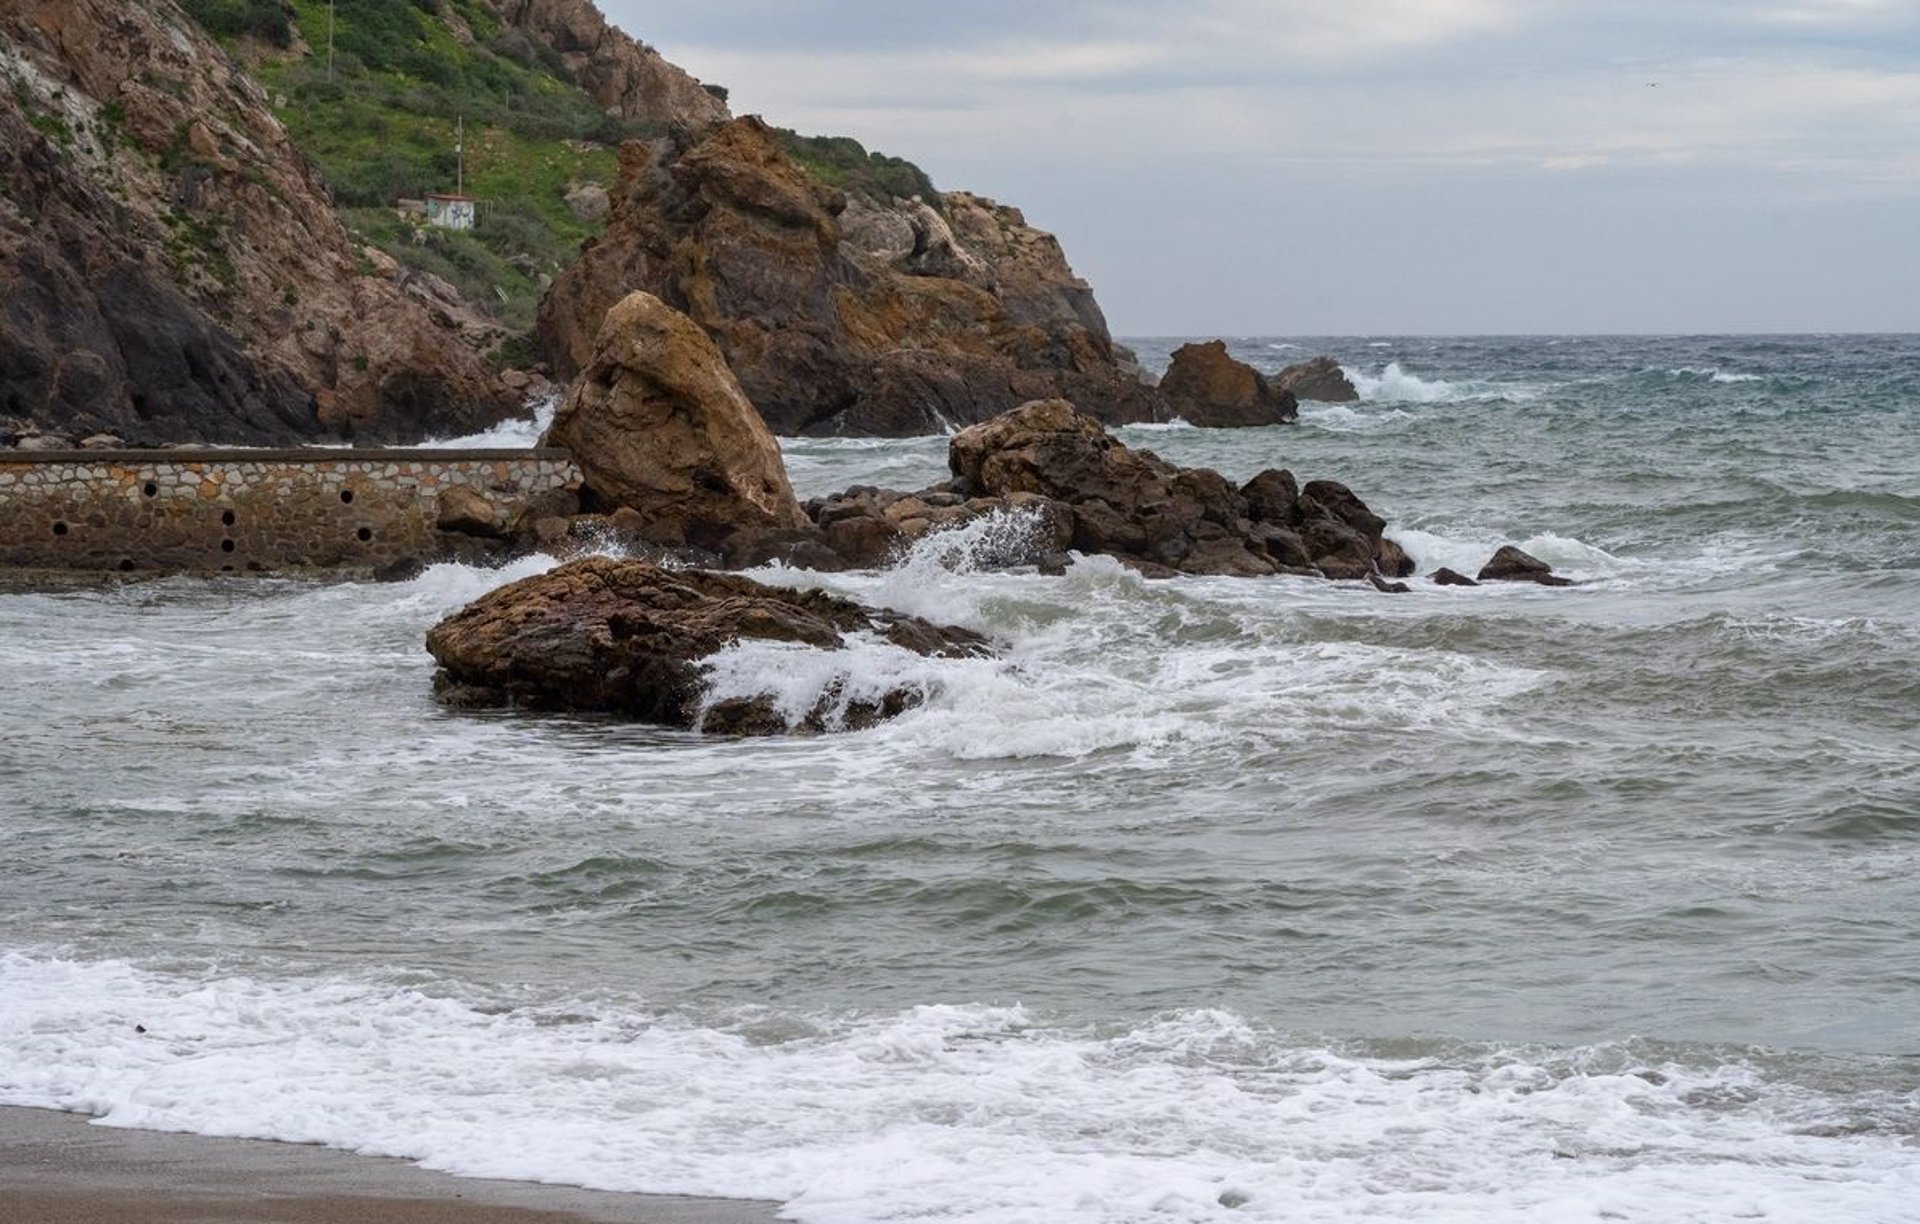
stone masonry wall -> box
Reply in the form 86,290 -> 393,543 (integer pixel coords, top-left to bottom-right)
0,450 -> 580,573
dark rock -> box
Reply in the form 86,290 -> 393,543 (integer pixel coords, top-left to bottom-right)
1160,341 -> 1298,427
1477,544 -> 1573,586
1241,469 -> 1300,524
1432,567 -> 1479,587
1368,574 -> 1411,594
1273,356 -> 1359,403
425,556 -> 991,733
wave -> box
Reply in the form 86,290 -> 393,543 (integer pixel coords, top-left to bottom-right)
3,954 -> 1915,1224
420,392 -> 560,449
1344,362 -> 1456,404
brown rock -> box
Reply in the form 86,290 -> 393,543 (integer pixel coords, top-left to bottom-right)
1432,567 -> 1479,587
1160,341 -> 1298,428
424,556 -> 990,733
1273,356 -> 1359,403
542,292 -> 806,550
1477,544 -> 1574,586
0,0 -> 511,443
538,118 -> 1163,436
482,0 -> 730,128
436,486 -> 504,538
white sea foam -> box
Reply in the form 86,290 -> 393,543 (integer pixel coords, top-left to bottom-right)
422,392 -> 560,448
1344,362 -> 1456,403
1664,367 -> 1765,385
2,954 -> 1913,1224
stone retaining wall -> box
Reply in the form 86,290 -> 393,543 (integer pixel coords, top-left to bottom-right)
0,449 -> 580,573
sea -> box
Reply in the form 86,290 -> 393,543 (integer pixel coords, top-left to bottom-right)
2,335 -> 1916,1223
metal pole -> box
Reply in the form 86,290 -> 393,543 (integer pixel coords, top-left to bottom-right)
455,115 -> 464,197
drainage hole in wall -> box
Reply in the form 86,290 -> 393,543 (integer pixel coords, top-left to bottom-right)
117,559 -> 135,572
51,521 -> 68,536
220,538 -> 236,553
143,482 -> 158,498
339,489 -> 355,505
221,509 -> 236,526
356,527 -> 373,542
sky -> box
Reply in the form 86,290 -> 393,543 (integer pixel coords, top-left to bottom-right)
599,1 -> 1919,335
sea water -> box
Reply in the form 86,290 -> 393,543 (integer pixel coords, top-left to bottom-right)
2,335 -> 1916,1223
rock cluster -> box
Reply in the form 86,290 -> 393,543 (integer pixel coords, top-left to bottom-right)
0,0 -> 512,444
425,556 -> 989,733
796,400 -> 1414,580
538,117 -> 1163,436
1160,341 -> 1299,427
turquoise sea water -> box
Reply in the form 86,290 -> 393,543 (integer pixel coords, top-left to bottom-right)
2,336 -> 1916,1222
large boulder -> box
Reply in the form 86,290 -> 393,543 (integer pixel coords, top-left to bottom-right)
1273,356 -> 1359,403
1159,341 -> 1298,428
538,117 -> 1165,436
425,557 -> 990,733
481,0 -> 730,128
542,292 -> 807,550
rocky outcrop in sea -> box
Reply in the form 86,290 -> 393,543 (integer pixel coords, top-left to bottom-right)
537,116 -> 1165,436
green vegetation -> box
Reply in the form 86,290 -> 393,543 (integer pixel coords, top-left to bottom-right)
774,129 -> 939,205
176,0 -> 943,341
178,0 -> 294,48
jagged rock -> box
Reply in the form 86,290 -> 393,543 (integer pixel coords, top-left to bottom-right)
0,0 -> 512,442
1160,341 -> 1298,428
1477,544 -> 1573,587
482,0 -> 730,128
538,117 -> 1164,436
563,181 -> 609,221
1369,575 -> 1411,594
1432,567 -> 1479,587
1274,356 -> 1359,403
541,291 -> 806,549
936,400 -> 1409,578
425,556 -> 990,733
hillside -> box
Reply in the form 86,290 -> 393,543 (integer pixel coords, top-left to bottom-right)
183,0 -> 942,341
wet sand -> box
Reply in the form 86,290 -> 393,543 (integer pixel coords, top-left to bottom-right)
0,1105 -> 782,1224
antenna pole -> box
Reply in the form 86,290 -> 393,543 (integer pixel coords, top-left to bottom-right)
456,116 -> 464,196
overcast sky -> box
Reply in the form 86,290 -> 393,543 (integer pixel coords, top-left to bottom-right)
599,1 -> 1918,335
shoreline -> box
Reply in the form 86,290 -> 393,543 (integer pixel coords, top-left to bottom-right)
0,1105 -> 781,1224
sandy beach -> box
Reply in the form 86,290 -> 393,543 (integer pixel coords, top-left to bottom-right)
0,1105 -> 781,1224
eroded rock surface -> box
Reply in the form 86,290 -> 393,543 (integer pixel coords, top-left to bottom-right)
484,0 -> 729,127
538,117 -> 1164,436
0,0 -> 512,442
541,291 -> 806,549
425,556 -> 990,733
1160,340 -> 1298,428
1477,544 -> 1573,587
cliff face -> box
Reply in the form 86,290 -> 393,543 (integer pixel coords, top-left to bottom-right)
485,0 -> 729,127
0,0 -> 511,443
537,117 -> 1163,436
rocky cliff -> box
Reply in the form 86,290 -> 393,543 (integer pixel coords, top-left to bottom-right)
537,116 -> 1164,436
0,0 -> 511,443
484,0 -> 729,127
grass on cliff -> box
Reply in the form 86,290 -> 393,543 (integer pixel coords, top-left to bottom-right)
179,0 -> 941,341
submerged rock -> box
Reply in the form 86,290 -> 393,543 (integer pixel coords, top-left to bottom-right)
1431,567 -> 1480,587
1160,340 -> 1298,428
1273,356 -> 1360,403
1477,545 -> 1574,587
425,556 -> 991,734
